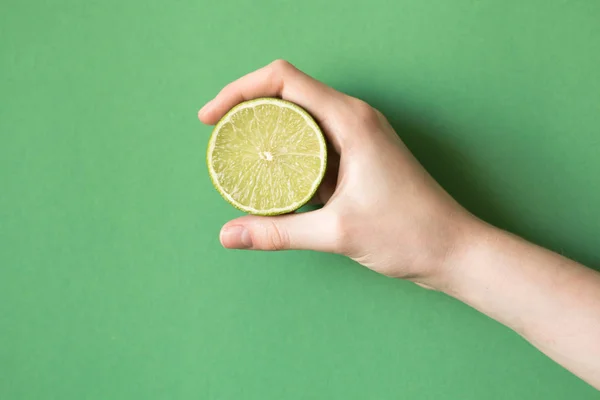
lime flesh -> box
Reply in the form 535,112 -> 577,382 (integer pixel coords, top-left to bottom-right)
207,98 -> 327,215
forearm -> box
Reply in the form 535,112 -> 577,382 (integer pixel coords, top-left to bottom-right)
443,222 -> 600,388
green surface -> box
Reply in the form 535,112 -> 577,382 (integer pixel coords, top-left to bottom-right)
1,0 -> 599,398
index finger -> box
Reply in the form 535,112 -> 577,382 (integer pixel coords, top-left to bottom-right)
198,60 -> 349,132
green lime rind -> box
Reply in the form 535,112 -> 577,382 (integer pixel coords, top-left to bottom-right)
206,97 -> 327,216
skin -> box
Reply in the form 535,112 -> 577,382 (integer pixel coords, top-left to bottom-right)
198,60 -> 600,389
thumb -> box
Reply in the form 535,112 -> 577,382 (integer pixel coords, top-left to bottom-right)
220,209 -> 340,252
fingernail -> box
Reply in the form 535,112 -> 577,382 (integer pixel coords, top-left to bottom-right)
220,225 -> 252,249
198,99 -> 213,116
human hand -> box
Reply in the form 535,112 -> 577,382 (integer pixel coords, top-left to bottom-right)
198,60 -> 479,290
199,60 -> 600,387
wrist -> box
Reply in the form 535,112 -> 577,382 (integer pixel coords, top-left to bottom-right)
417,216 -> 502,293
437,220 -> 512,299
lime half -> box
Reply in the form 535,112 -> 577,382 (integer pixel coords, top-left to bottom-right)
206,98 -> 327,215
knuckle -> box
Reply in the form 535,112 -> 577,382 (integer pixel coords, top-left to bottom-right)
266,60 -> 295,94
270,59 -> 295,73
349,98 -> 380,127
329,211 -> 354,254
264,221 -> 289,251
358,102 -> 379,122
372,107 -> 386,120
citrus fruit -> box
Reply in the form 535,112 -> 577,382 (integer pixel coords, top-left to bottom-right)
206,98 -> 327,215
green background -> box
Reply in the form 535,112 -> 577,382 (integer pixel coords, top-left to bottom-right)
1,0 -> 599,398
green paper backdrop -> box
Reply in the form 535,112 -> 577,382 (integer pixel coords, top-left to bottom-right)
1,0 -> 599,398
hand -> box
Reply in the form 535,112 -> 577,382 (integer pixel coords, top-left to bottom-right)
198,60 -> 479,289
199,61 -> 600,388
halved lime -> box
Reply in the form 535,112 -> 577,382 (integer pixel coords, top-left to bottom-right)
206,98 -> 327,215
